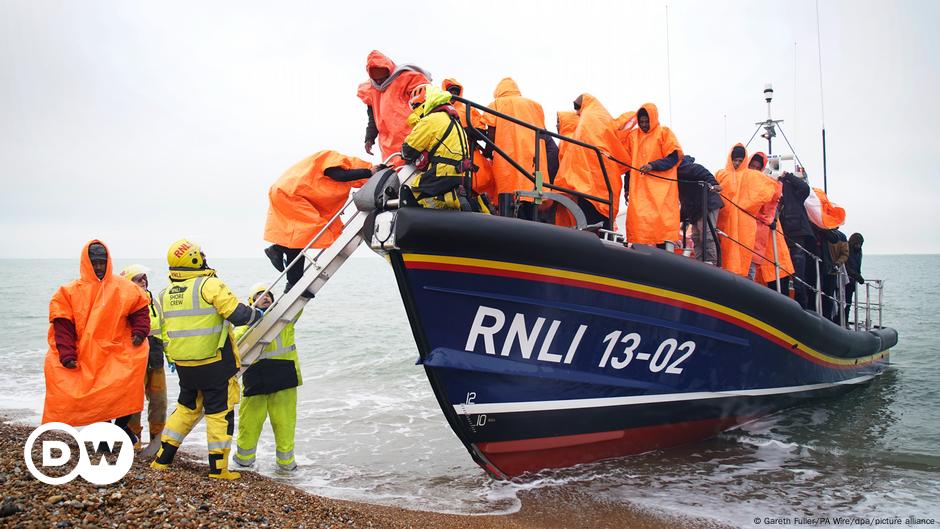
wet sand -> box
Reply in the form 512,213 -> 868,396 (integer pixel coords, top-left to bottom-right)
1,418 -> 729,529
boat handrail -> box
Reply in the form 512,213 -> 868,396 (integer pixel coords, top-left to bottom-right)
452,95 -> 620,229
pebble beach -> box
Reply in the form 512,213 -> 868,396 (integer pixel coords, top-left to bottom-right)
1,418 -> 726,529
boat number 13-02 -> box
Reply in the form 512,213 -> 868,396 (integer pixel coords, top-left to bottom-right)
599,331 -> 695,374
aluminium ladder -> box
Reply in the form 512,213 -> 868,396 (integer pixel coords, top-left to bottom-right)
235,163 -> 417,371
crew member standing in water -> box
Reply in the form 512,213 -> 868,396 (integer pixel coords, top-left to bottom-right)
233,284 -> 303,471
151,239 -> 263,480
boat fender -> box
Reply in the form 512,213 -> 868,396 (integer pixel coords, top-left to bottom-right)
354,168 -> 401,212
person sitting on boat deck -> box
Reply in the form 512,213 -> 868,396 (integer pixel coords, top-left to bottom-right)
778,169 -> 815,308
401,84 -> 481,211
479,78 -> 550,219
151,239 -> 264,480
748,152 -> 794,291
676,155 -> 723,264
264,151 -> 376,292
714,144 -> 778,277
120,264 -> 169,453
44,241 -> 150,442
553,93 -> 629,230
357,50 -> 430,162
442,78 -> 496,201
844,233 -> 865,320
233,283 -> 303,472
623,103 -> 683,248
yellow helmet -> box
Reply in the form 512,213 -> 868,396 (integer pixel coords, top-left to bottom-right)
119,264 -> 151,281
247,282 -> 271,305
166,239 -> 205,269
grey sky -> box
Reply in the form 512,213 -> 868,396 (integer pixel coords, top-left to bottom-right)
1,0 -> 937,258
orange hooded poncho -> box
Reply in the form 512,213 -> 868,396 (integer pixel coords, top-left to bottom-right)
748,152 -> 794,285
357,50 -> 430,161
44,240 -> 150,426
554,94 -> 629,222
479,78 -> 549,198
625,103 -> 683,245
442,78 -> 495,199
715,145 -> 779,276
264,150 -> 373,249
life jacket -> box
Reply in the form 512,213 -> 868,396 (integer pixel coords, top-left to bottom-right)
236,312 -> 302,397
147,291 -> 163,338
160,276 -> 228,362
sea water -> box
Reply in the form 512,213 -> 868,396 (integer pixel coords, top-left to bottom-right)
1,255 -> 937,526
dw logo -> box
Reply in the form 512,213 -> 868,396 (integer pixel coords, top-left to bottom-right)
23,422 -> 134,485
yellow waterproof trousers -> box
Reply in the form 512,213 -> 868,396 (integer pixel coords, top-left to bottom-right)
233,387 -> 297,470
153,377 -> 240,478
128,366 -> 167,443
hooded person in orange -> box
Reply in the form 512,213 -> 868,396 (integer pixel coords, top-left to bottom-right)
479,78 -> 550,210
624,103 -> 682,245
715,144 -> 779,277
748,152 -> 794,289
357,50 -> 431,161
44,240 -> 151,432
442,78 -> 495,199
264,150 -> 374,290
554,94 -> 629,229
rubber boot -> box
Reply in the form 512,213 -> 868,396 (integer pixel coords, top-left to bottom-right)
150,441 -> 178,471
208,449 -> 240,480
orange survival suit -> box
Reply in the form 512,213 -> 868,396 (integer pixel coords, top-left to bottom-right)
715,145 -> 778,276
44,240 -> 150,426
749,152 -> 794,285
357,50 -> 430,161
554,94 -> 630,226
264,150 -> 373,250
479,78 -> 550,199
625,103 -> 683,245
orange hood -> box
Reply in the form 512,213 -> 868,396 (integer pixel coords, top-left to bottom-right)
80,239 -> 112,284
638,102 -> 660,133
365,50 -> 396,80
557,110 -> 579,136
493,77 -> 521,98
442,78 -> 463,96
750,151 -> 767,171
725,143 -> 748,171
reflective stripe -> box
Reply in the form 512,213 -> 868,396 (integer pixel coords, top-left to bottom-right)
163,307 -> 218,317
166,325 -> 224,338
258,344 -> 296,360
236,445 -> 256,456
277,460 -> 297,471
207,439 -> 231,451
276,449 -> 294,462
163,428 -> 185,443
233,455 -> 255,467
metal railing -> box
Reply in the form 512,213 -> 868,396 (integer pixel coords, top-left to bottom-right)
854,279 -> 885,331
452,95 -> 617,229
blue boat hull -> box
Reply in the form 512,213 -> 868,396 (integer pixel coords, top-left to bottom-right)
380,208 -> 895,478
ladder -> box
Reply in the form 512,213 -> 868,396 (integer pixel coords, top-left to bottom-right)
236,163 -> 418,370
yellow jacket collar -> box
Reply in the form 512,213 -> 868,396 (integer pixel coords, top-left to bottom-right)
168,267 -> 217,281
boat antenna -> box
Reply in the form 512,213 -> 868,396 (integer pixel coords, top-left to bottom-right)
665,4 -> 673,126
816,0 -> 828,192
756,84 -> 782,155
793,41 -> 798,137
